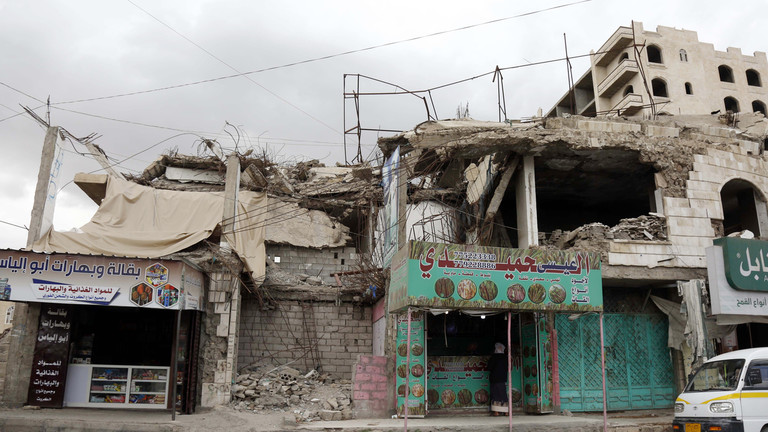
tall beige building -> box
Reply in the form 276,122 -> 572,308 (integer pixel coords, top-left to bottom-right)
548,21 -> 768,118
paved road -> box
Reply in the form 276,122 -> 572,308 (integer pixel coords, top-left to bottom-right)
0,406 -> 674,432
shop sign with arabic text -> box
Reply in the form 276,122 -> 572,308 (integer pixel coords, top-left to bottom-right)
388,241 -> 602,313
715,237 -> 768,292
0,250 -> 204,310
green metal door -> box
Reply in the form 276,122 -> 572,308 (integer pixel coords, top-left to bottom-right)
555,313 -> 674,412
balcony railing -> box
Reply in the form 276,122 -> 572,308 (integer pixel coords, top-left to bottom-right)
597,59 -> 639,97
593,27 -> 633,67
609,93 -> 643,116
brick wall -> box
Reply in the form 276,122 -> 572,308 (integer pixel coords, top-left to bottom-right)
238,297 -> 372,379
266,245 -> 357,286
351,355 -> 390,418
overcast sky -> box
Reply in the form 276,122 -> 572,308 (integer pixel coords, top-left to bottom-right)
1,0 -> 765,249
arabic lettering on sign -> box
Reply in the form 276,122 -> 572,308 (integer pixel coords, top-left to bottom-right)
419,246 -> 591,276
0,256 -> 27,273
736,297 -> 768,308
0,254 -> 144,280
737,247 -> 768,280
716,237 -> 768,293
29,306 -> 71,408
32,281 -> 119,304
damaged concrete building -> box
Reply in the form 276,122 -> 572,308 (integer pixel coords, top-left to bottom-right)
0,142 -> 385,421
378,111 -> 768,413
548,21 -> 768,118
124,153 -> 386,419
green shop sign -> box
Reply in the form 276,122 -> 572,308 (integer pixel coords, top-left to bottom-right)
388,241 -> 602,313
714,237 -> 768,292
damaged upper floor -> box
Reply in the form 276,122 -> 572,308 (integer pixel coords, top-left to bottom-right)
377,112 -> 768,285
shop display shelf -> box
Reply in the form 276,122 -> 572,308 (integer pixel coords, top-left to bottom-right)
66,364 -> 169,409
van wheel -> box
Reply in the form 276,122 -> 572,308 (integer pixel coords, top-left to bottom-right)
761,426 -> 768,432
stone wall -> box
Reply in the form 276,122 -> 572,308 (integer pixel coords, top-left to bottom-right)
266,245 -> 357,286
238,298 -> 372,379
608,139 -> 768,269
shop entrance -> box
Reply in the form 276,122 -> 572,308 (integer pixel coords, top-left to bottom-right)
425,312 -> 522,413
60,306 -> 200,411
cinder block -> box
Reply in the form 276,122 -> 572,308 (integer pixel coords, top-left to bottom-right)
354,391 -> 370,400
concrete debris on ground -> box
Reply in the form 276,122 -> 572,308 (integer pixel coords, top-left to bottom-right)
231,363 -> 354,423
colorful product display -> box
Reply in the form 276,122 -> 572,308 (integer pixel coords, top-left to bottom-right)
521,314 -> 554,414
426,356 -> 523,410
86,366 -> 169,407
395,311 -> 426,417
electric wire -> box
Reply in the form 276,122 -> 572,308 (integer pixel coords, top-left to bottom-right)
0,219 -> 28,231
53,0 -> 593,106
125,0 -> 339,135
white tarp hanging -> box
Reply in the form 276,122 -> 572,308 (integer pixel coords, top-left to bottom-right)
652,294 -> 736,350
31,176 -> 266,282
678,280 -> 712,360
651,295 -> 686,349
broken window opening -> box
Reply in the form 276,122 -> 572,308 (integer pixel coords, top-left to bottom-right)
651,78 -> 668,98
685,82 -> 693,95
724,96 -> 740,113
719,65 -> 735,83
747,69 -> 762,87
624,85 -> 634,96
679,49 -> 688,62
532,147 -> 654,235
720,179 -> 767,237
753,100 -> 767,115
647,45 -> 663,64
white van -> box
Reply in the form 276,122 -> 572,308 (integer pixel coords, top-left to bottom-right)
674,347 -> 768,432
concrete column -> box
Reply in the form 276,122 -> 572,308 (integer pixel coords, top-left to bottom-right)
516,155 -> 539,248
27,127 -> 60,249
221,154 -> 240,247
200,272 -> 241,407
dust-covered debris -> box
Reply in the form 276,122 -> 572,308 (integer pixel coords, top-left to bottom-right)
230,362 -> 354,423
543,214 -> 668,252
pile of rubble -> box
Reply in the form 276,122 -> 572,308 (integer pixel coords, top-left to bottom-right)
231,364 -> 354,422
610,214 -> 668,241
544,214 -> 668,251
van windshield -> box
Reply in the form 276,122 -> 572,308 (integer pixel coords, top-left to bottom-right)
685,359 -> 745,392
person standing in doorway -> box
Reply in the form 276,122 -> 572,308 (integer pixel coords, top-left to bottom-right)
488,342 -> 509,416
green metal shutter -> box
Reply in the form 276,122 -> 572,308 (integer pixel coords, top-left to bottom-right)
555,314 -> 675,412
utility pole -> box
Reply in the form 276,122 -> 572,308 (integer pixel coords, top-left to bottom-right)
26,126 -> 62,249
22,106 -> 126,249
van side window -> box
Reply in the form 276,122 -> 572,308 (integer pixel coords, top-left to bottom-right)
744,360 -> 768,389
